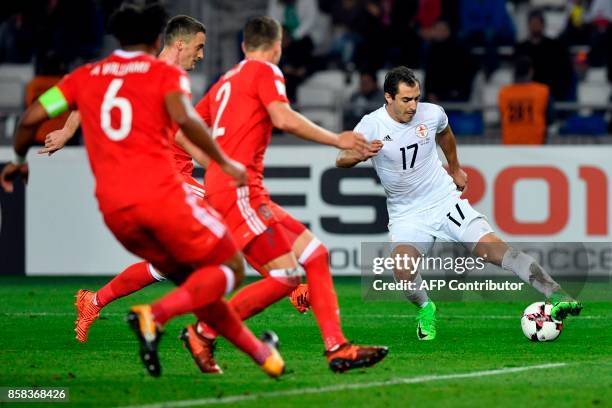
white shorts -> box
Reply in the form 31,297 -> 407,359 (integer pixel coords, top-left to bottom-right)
388,194 -> 493,255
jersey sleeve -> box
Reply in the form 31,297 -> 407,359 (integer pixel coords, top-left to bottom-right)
435,105 -> 449,133
160,64 -> 191,97
42,69 -> 81,118
354,115 -> 377,142
256,63 -> 289,107
194,91 -> 212,127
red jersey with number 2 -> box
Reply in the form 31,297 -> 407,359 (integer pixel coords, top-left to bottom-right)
56,51 -> 191,213
195,59 -> 288,198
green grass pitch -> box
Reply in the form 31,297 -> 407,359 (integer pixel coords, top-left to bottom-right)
1,276 -> 610,407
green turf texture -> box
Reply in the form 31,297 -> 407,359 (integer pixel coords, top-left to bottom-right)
0,277 -> 610,408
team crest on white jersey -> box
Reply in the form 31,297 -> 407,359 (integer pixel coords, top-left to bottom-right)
416,124 -> 428,138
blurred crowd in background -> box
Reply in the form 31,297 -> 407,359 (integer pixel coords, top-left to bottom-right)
0,0 -> 611,142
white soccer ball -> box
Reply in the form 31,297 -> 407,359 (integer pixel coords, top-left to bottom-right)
521,302 -> 563,342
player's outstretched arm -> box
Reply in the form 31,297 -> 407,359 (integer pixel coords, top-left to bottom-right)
436,125 -> 467,192
267,101 -> 369,154
336,140 -> 383,168
1,101 -> 50,192
38,110 -> 81,156
336,149 -> 364,168
165,91 -> 246,184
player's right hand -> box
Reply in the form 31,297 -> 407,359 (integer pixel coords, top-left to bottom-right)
450,168 -> 468,193
337,131 -> 369,156
0,162 -> 29,193
37,129 -> 70,156
365,140 -> 384,159
221,159 -> 247,186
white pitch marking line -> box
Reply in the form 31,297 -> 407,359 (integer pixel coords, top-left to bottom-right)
1,312 -> 605,320
347,314 -> 605,320
0,312 -> 125,317
119,363 -> 567,408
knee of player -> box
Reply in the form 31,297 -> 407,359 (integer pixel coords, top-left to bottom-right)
298,238 -> 329,265
269,267 -> 302,287
224,253 -> 246,288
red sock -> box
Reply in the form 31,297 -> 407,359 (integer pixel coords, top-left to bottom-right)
151,265 -> 228,326
95,261 -> 158,307
195,300 -> 270,364
302,244 -> 347,351
198,276 -> 296,339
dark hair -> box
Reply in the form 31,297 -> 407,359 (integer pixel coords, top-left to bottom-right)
243,16 -> 282,51
514,56 -> 533,81
528,9 -> 545,24
108,2 -> 168,47
164,15 -> 206,45
360,70 -> 377,82
383,66 -> 419,98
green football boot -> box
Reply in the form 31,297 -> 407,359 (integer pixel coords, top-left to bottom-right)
549,291 -> 583,321
416,301 -> 437,340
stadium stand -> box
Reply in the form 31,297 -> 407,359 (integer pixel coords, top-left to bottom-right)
0,0 -> 610,141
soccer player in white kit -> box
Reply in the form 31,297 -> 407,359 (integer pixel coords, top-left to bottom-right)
337,67 -> 582,340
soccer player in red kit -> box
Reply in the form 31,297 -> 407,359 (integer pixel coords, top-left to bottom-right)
192,16 -> 388,373
0,3 -> 284,378
38,14 -> 213,344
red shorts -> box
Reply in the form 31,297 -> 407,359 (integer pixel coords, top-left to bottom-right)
268,201 -> 307,246
182,176 -> 206,204
207,187 -> 299,267
103,182 -> 236,283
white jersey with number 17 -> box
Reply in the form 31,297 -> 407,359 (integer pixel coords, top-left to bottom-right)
354,103 -> 457,223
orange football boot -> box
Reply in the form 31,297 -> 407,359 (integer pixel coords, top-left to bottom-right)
325,343 -> 389,373
289,284 -> 310,313
74,289 -> 101,343
180,324 -> 223,374
126,305 -> 163,377
259,331 -> 285,378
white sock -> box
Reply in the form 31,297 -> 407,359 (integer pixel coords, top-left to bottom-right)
403,274 -> 430,308
501,249 -> 560,298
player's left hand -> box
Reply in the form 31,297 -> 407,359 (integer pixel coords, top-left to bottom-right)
0,162 -> 29,193
450,168 -> 467,193
221,159 -> 247,186
38,128 -> 70,156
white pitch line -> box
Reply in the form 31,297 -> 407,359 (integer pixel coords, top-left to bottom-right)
348,314 -> 605,320
0,312 -> 125,317
1,312 -> 606,320
119,362 -> 567,408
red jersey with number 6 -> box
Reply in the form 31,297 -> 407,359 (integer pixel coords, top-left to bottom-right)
195,59 -> 288,198
56,50 -> 191,213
